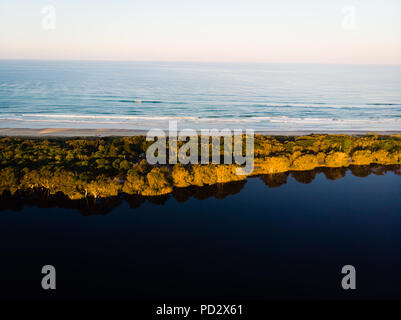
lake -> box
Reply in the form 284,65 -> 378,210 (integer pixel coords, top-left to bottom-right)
1,165 -> 400,300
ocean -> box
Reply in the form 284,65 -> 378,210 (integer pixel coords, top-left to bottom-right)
0,60 -> 400,131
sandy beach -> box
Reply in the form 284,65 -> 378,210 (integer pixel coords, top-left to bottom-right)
1,127 -> 401,137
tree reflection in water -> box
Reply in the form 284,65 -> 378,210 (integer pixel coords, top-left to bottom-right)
0,165 -> 400,215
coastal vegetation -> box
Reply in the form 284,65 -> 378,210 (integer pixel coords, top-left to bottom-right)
0,134 -> 401,199
1,165 -> 399,216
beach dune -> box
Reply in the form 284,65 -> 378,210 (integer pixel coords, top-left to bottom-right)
1,128 -> 401,137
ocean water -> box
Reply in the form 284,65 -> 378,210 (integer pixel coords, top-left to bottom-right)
1,167 -> 401,299
0,60 -> 400,131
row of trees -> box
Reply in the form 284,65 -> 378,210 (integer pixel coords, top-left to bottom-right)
1,134 -> 401,198
2,134 -> 400,170
1,165 -> 399,216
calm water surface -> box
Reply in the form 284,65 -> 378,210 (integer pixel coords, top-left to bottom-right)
1,167 -> 400,300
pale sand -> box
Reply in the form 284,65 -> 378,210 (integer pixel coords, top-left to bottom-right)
0,128 -> 149,137
1,128 -> 401,137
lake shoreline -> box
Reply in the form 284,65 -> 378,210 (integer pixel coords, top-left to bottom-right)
1,165 -> 400,216
1,133 -> 401,198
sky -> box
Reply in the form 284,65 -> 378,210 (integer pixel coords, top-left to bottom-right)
0,0 -> 401,64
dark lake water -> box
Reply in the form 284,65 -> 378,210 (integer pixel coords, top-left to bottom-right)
1,166 -> 401,300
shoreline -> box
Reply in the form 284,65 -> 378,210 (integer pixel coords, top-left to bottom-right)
1,127 -> 401,137
1,165 -> 400,216
1,133 -> 401,198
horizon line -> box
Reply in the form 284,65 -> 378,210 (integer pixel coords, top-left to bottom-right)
0,58 -> 400,67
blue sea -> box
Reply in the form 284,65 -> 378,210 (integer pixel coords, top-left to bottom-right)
0,60 -> 400,131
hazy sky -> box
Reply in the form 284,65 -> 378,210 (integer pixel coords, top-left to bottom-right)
1,0 -> 400,64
